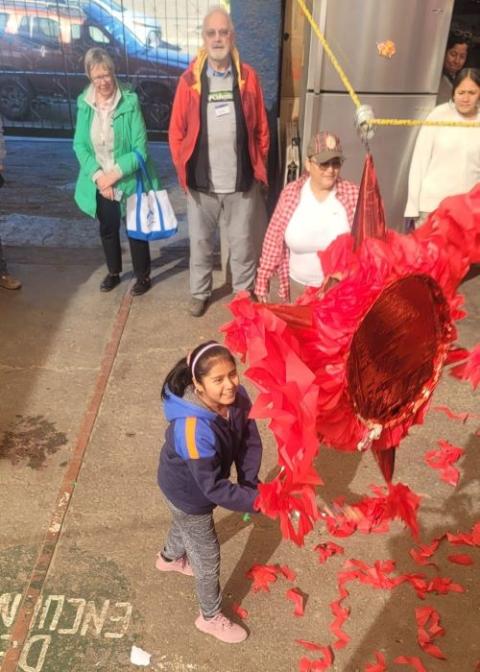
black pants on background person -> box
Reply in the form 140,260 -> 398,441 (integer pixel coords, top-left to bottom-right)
96,191 -> 151,280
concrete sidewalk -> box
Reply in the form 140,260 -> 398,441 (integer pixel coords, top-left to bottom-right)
1,140 -> 480,672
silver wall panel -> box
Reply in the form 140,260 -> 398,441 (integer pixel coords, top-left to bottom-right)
302,92 -> 437,230
306,0 -> 454,94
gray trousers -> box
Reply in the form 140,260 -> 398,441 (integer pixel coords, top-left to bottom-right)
187,183 -> 266,300
163,498 -> 221,619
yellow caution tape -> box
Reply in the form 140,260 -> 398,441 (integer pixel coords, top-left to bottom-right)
295,0 -> 480,129
371,118 -> 480,127
295,0 -> 362,109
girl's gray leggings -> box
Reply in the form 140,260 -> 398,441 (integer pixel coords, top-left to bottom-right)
163,498 -> 221,619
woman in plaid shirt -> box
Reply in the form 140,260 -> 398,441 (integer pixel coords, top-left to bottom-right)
255,131 -> 359,303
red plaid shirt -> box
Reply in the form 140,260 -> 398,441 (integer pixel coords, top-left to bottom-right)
255,174 -> 359,301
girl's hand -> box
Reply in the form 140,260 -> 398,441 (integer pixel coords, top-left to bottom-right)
321,502 -> 362,523
341,504 -> 363,523
258,295 -> 268,303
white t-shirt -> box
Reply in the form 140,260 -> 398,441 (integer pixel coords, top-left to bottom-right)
404,102 -> 480,217
284,177 -> 350,286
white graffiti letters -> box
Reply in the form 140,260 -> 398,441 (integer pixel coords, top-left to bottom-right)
57,598 -> 86,635
0,593 -> 22,627
0,593 -> 133,671
18,635 -> 51,672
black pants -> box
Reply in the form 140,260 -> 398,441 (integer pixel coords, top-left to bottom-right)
96,192 -> 150,279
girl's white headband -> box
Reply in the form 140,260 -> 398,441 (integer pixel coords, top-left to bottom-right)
190,342 -> 229,379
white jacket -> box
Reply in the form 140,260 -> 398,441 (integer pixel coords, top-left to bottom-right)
404,102 -> 480,217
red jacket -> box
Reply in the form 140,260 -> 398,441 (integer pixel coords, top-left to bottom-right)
169,47 -> 269,191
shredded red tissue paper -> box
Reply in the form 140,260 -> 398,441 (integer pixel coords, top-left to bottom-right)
296,640 -> 329,652
286,587 -> 305,616
447,521 -> 480,546
329,559 -> 403,649
450,343 -> 480,389
298,646 -> 333,671
447,554 -> 474,565
246,563 -> 299,593
432,405 -> 469,423
424,440 -> 464,486
245,564 -> 279,592
445,346 -> 469,365
278,564 -> 297,582
232,602 -> 248,619
415,606 -> 446,659
409,536 -> 444,566
314,541 -> 345,564
325,483 -> 421,539
400,572 -> 465,600
330,598 -> 351,649
364,651 -> 388,672
393,655 -> 427,671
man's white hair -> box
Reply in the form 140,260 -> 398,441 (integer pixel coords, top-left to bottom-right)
202,5 -> 235,35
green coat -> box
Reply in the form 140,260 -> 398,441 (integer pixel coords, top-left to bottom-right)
73,87 -> 159,218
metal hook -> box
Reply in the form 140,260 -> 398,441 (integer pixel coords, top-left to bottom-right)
354,104 -> 375,148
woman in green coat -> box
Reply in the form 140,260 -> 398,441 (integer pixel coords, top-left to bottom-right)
73,47 -> 159,295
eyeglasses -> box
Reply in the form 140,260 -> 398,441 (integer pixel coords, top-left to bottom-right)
204,28 -> 230,39
310,157 -> 343,170
91,74 -> 113,84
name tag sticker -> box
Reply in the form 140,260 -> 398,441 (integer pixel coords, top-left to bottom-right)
215,104 -> 230,117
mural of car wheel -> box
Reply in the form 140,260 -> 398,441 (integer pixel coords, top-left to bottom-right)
136,81 -> 173,131
0,78 -> 32,121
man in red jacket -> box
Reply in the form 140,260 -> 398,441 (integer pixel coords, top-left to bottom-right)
169,6 -> 269,317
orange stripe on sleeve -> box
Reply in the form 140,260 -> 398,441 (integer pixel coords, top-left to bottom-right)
185,417 -> 199,459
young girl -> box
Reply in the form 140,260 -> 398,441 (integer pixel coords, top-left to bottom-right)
156,340 -> 262,643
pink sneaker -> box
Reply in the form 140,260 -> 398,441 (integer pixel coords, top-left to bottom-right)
155,552 -> 194,576
195,612 -> 248,643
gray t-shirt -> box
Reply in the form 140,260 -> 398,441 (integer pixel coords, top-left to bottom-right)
206,68 -> 237,193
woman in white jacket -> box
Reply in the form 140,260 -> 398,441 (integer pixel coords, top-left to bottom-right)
405,68 -> 480,228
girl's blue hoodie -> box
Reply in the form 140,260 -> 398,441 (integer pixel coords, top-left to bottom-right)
158,386 -> 262,514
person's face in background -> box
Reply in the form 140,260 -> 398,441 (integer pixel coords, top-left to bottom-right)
453,76 -> 480,117
444,42 -> 468,78
202,11 -> 234,70
90,63 -> 116,100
